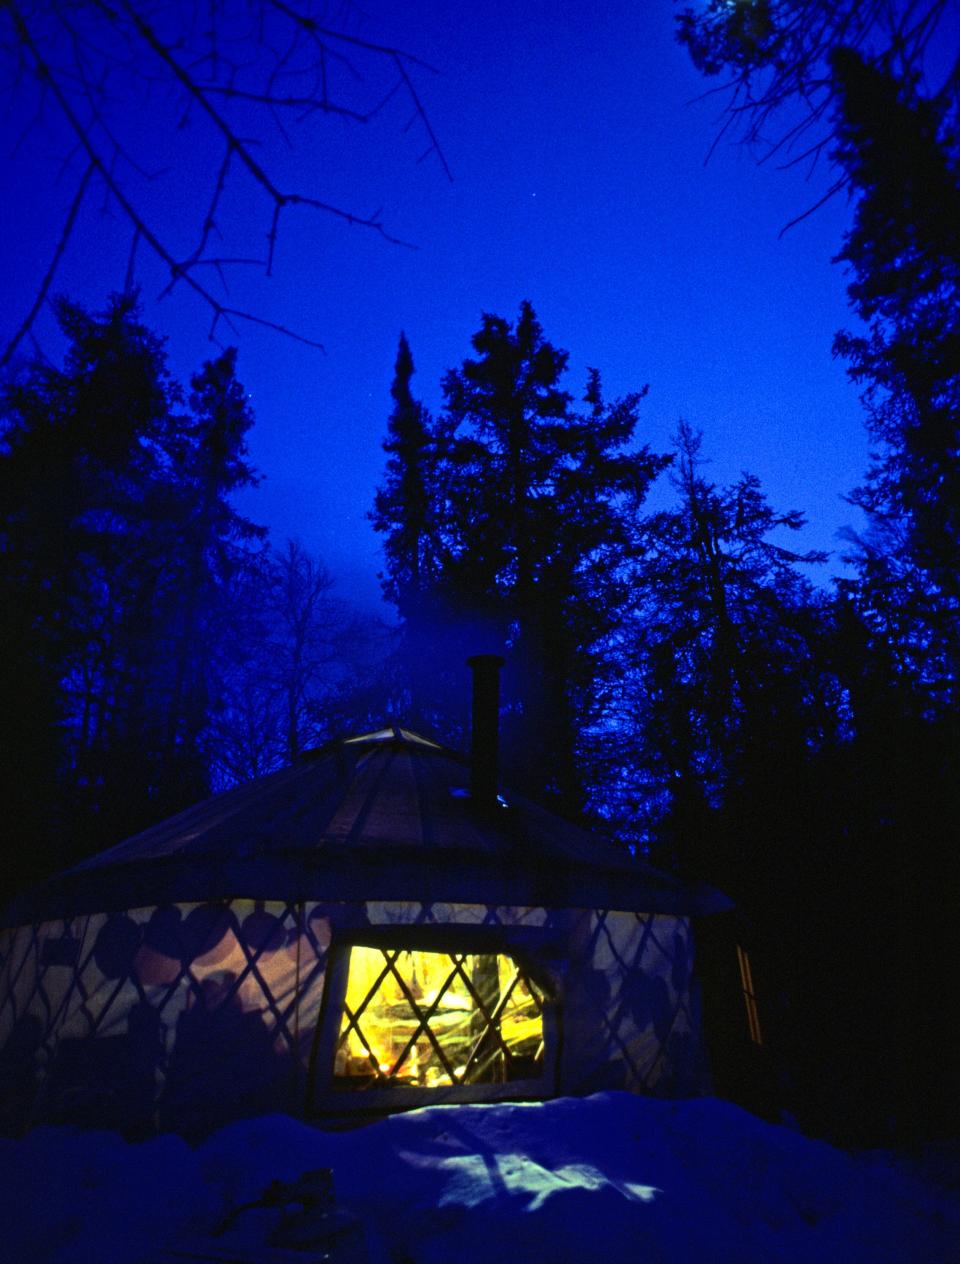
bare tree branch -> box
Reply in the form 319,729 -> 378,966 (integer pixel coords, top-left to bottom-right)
2,160 -> 94,368
777,173 -> 848,236
1,0 -> 450,359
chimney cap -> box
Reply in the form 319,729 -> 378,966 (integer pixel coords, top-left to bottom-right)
466,652 -> 505,669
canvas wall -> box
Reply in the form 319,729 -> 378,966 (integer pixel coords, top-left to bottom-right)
0,899 -> 701,1138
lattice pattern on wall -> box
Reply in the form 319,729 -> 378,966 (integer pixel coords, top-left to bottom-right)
0,900 -> 330,1136
589,910 -> 699,1092
0,899 -> 700,1136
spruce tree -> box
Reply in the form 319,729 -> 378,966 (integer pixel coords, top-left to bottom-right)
829,50 -> 960,713
373,334 -> 438,613
160,348 -> 265,805
370,333 -> 454,732
824,51 -> 960,1142
0,293 -> 181,876
0,296 -> 265,884
373,304 -> 667,814
622,421 -> 828,864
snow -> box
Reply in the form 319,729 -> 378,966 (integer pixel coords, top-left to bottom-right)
1,1093 -> 957,1263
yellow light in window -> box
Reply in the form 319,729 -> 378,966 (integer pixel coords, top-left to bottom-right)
334,945 -> 545,1090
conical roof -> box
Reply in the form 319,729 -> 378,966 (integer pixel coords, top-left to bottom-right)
6,727 -> 729,923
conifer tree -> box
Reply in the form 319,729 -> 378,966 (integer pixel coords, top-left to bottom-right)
620,421 -> 828,863
0,293 -> 181,878
0,295 -> 265,885
161,348 -> 265,803
830,49 -> 960,702
370,334 -> 455,732
820,53 -> 960,1140
373,334 -> 439,614
374,304 -> 667,813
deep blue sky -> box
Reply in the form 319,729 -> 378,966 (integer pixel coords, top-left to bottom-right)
2,1 -> 877,611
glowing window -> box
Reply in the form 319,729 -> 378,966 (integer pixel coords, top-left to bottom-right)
332,946 -> 545,1090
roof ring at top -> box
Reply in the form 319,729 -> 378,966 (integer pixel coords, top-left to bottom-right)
342,727 -> 443,750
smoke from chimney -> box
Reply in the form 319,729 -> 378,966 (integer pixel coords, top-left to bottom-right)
466,654 -> 504,812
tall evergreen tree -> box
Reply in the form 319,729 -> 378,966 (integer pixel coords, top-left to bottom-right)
0,293 -> 180,882
620,421 -> 829,865
438,302 -> 577,799
0,295 -> 265,888
674,6 -> 960,1147
373,334 -> 440,614
158,348 -> 265,803
373,304 -> 667,813
370,334 -> 455,732
819,51 -> 960,1143
830,49 -> 960,700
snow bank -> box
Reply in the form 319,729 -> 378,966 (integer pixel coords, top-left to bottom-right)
2,1093 -> 957,1263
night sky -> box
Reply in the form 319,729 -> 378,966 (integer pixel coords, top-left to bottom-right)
2,1 -> 879,611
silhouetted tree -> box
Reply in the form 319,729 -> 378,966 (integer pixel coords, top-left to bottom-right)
674,0 -> 957,209
370,334 -> 455,734
830,51 -> 960,695
677,4 -> 960,1147
375,335 -> 440,612
159,348 -> 266,795
616,421 -> 829,863
1,293 -> 179,881
809,51 -> 960,1143
374,304 -> 667,813
0,294 -> 264,888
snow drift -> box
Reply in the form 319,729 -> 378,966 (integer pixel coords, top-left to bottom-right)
1,1092 -> 956,1263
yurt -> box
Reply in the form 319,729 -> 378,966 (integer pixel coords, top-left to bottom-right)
0,658 -> 728,1139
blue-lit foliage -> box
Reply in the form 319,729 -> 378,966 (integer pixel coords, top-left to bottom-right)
831,49 -> 960,712
0,293 -> 262,891
601,420 -> 832,860
675,8 -> 960,1145
373,303 -> 668,817
207,540 -> 386,787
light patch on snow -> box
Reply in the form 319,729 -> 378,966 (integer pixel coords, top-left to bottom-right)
0,1093 -> 957,1263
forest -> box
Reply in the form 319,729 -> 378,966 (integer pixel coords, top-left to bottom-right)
1,5 -> 958,1153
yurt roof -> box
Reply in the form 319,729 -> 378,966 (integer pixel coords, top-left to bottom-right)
6,726 -> 729,923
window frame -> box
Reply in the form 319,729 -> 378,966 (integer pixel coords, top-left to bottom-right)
735,943 -> 763,1046
307,924 -> 561,1113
